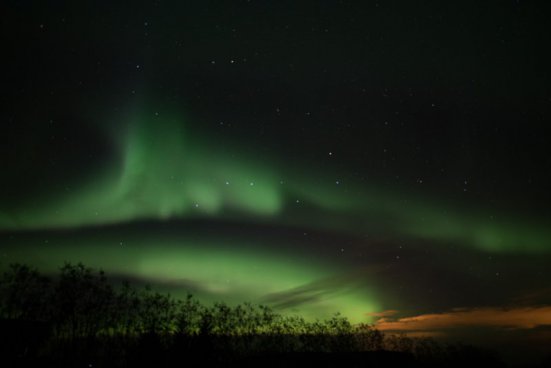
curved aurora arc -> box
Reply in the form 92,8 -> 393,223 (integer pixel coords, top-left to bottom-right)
0,113 -> 550,323
1,114 -> 549,254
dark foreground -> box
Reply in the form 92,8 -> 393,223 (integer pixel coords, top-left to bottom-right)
0,324 -> 520,368
0,264 -> 548,367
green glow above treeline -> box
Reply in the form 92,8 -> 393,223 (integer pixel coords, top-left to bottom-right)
0,235 -> 380,323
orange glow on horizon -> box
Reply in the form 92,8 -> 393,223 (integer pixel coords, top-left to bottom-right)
374,306 -> 551,332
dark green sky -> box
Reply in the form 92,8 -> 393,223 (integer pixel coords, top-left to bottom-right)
1,0 -> 551,361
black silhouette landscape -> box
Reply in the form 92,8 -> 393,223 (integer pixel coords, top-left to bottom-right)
0,263 -> 526,367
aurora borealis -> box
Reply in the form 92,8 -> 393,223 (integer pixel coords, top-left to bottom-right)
3,114 -> 549,254
2,0 -> 551,363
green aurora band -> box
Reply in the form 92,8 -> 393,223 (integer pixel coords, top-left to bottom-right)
1,234 -> 380,323
0,114 -> 549,254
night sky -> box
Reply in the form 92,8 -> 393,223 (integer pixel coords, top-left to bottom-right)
2,0 -> 551,361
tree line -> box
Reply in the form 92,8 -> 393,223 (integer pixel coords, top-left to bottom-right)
0,263 -> 505,367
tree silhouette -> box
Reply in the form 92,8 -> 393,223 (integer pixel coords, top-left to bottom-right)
112,280 -> 142,336
52,262 -> 114,339
138,286 -> 178,335
355,323 -> 384,351
175,293 -> 202,336
0,263 -> 52,321
0,262 -> 507,367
